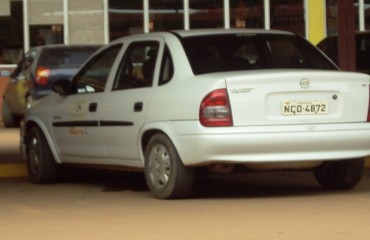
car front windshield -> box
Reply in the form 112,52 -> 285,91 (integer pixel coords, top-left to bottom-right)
180,33 -> 337,75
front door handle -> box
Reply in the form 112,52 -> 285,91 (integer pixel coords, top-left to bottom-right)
134,102 -> 143,112
89,102 -> 98,112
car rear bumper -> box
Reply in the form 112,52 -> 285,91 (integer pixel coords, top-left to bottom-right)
169,122 -> 370,166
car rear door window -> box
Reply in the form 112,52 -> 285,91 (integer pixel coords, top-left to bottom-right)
113,41 -> 159,90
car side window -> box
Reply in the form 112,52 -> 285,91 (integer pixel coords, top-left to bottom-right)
11,57 -> 26,78
71,44 -> 122,94
12,53 -> 34,78
159,45 -> 174,86
113,41 -> 159,90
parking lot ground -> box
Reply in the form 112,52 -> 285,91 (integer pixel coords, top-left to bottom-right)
1,169 -> 370,240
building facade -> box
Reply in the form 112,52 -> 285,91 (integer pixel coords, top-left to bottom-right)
0,0 -> 369,65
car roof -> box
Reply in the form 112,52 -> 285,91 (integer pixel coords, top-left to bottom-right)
170,28 -> 294,38
110,28 -> 294,44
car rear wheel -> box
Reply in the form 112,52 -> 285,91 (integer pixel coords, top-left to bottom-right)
26,126 -> 59,183
144,133 -> 194,199
2,101 -> 20,128
314,158 -> 364,190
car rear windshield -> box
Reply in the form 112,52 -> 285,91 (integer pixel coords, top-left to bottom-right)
180,33 -> 338,75
39,46 -> 99,69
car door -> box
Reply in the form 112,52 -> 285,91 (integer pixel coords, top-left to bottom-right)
98,40 -> 162,162
51,44 -> 123,162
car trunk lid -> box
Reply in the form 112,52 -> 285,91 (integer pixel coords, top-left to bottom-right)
223,70 -> 370,126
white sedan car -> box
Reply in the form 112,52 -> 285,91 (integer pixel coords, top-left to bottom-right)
21,29 -> 370,199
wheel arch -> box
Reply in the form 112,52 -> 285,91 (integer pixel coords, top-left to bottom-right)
23,119 -> 62,164
139,123 -> 183,166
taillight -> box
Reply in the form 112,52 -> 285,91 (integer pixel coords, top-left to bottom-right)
36,66 -> 50,85
200,89 -> 233,127
368,85 -> 370,122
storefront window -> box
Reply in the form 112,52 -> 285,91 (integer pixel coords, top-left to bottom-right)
230,0 -> 264,28
189,0 -> 223,29
326,0 -> 338,35
271,0 -> 305,37
69,0 -> 105,44
149,1 -> 183,31
30,25 -> 63,47
109,1 -> 143,40
28,0 -> 64,46
0,1 -> 23,64
365,0 -> 370,30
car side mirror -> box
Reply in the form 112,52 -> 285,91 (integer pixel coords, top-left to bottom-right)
52,80 -> 71,96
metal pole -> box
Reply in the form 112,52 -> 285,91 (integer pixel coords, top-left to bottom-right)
23,0 -> 30,52
184,0 -> 190,30
359,0 -> 365,31
143,0 -> 149,33
103,0 -> 109,43
224,0 -> 230,29
63,0 -> 69,44
304,0 -> 309,39
264,0 -> 270,30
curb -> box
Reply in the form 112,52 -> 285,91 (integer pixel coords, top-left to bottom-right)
0,163 -> 28,178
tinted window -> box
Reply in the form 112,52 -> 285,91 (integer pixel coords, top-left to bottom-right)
71,44 -> 122,94
39,46 -> 99,69
180,33 -> 338,75
113,41 -> 159,90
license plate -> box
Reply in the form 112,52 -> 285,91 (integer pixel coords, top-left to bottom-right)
282,100 -> 328,115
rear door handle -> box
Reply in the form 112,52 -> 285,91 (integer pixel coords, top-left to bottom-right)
134,102 -> 143,112
89,102 -> 98,112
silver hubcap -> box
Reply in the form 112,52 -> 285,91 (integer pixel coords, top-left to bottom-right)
28,136 -> 40,174
148,144 -> 171,189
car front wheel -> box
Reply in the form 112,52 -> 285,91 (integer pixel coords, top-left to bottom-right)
314,158 -> 364,190
26,126 -> 59,183
144,133 -> 194,199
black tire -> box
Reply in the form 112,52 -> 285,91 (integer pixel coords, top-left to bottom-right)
144,133 -> 194,199
2,101 -> 20,128
26,127 -> 59,183
314,158 -> 364,190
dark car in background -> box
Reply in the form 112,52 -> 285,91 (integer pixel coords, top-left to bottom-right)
2,44 -> 100,127
317,31 -> 370,74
